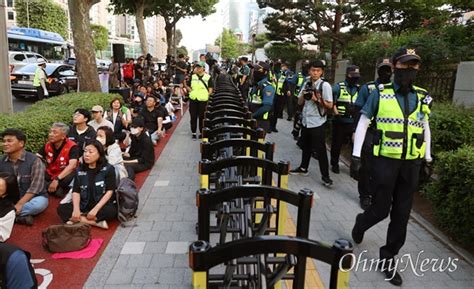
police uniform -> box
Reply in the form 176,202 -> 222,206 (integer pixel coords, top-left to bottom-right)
249,63 -> 275,132
269,66 -> 289,132
355,58 -> 393,210
188,62 -> 213,136
330,66 -> 360,173
351,48 -> 433,285
33,62 -> 47,100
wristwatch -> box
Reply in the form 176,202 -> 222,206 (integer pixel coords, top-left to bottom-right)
54,176 -> 61,181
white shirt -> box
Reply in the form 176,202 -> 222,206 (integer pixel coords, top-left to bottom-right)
300,78 -> 333,128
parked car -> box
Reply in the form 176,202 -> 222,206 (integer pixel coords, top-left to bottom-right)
8,51 -> 48,73
10,63 -> 78,99
64,57 -> 111,71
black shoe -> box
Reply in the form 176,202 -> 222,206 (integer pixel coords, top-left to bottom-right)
322,176 -> 333,187
198,134 -> 202,139
331,165 -> 340,174
287,118 -> 292,121
360,196 -> 372,210
351,214 -> 364,244
289,167 -> 309,176
311,152 -> 318,159
379,263 -> 403,286
271,128 -> 279,133
192,133 -> 197,139
15,215 -> 34,226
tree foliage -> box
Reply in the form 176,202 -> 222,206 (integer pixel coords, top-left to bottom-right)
15,0 -> 68,39
176,46 -> 188,57
91,24 -> 109,53
215,29 -> 247,59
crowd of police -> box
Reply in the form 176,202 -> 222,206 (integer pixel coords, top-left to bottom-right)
184,47 -> 433,286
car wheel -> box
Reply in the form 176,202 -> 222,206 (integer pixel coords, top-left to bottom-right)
57,85 -> 68,95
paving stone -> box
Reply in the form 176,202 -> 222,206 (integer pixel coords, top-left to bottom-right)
165,241 -> 189,254
143,242 -> 168,254
106,267 -> 136,284
157,268 -> 185,284
120,242 -> 146,255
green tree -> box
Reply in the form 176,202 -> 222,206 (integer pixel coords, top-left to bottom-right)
15,0 -> 68,39
176,46 -> 188,57
254,33 -> 270,49
91,24 -> 109,58
215,29 -> 242,59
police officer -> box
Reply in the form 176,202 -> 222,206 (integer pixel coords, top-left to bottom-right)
185,61 -> 213,139
249,61 -> 275,132
33,59 -> 48,100
290,60 -> 333,187
330,65 -> 360,174
350,48 -> 433,286
355,58 -> 393,210
269,62 -> 290,132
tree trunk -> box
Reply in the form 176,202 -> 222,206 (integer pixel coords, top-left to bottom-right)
68,0 -> 100,92
329,2 -> 343,83
165,22 -> 174,57
135,3 -> 148,56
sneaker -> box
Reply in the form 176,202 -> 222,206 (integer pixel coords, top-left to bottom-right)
351,214 -> 364,244
287,118 -> 292,121
95,220 -> 109,230
331,165 -> 340,174
322,176 -> 333,186
360,196 -> 372,211
379,262 -> 403,286
15,215 -> 34,226
289,167 -> 309,176
192,133 -> 197,139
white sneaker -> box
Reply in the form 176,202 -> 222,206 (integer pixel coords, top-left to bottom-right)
95,220 -> 109,229
60,189 -> 73,204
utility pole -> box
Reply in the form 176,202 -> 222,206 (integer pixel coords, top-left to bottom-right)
0,1 -> 13,114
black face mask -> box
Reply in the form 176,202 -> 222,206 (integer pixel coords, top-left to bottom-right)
253,71 -> 266,83
346,77 -> 359,86
394,68 -> 417,95
377,67 -> 392,84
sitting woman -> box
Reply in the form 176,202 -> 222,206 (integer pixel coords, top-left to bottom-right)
123,117 -> 154,180
0,174 -> 18,242
57,140 -> 117,229
106,97 -> 131,142
96,126 -> 128,181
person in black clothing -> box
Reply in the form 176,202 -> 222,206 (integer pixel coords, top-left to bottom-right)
140,96 -> 170,145
174,54 -> 187,85
135,57 -> 144,82
57,140 -> 117,229
123,118 -> 155,180
68,108 -> 96,155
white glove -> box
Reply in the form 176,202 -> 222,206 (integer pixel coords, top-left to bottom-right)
43,89 -> 49,96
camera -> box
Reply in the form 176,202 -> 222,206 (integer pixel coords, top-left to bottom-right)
302,82 -> 314,100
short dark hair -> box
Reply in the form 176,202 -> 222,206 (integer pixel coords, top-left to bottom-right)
0,128 -> 26,143
82,140 -> 108,172
74,108 -> 91,122
97,126 -> 115,147
178,54 -> 185,59
309,60 -> 325,69
110,97 -> 123,109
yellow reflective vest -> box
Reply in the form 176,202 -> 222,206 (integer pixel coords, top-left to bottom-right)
189,73 -> 211,102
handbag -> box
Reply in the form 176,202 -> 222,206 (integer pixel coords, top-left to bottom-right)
42,223 -> 91,253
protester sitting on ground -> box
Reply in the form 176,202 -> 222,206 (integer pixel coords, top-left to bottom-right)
68,108 -> 96,154
123,118 -> 154,180
57,140 -> 117,230
0,129 -> 48,226
140,96 -> 167,145
88,105 -> 114,132
131,93 -> 145,118
0,176 -> 17,242
96,126 -> 128,180
0,243 -> 38,288
38,123 -> 80,198
106,97 -> 132,142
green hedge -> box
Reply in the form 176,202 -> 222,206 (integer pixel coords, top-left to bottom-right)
422,145 -> 474,246
0,92 -> 121,152
429,102 -> 474,154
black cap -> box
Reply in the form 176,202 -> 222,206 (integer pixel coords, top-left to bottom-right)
346,65 -> 360,77
255,61 -> 270,71
377,57 -> 392,68
130,117 -> 145,128
392,47 -> 421,65
74,108 -> 91,121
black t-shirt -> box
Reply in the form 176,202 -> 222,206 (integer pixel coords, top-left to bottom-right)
73,165 -> 116,211
176,60 -> 187,77
67,125 -> 97,155
38,140 -> 81,162
135,63 -> 144,80
140,107 -> 166,132
127,132 -> 154,169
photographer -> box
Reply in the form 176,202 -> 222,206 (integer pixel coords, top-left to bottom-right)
289,60 -> 333,187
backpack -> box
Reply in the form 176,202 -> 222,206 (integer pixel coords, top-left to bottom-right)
116,178 -> 139,225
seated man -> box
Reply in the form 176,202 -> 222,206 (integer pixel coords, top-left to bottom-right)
38,123 -> 80,197
88,105 -> 114,132
140,96 -> 170,145
0,243 -> 37,288
0,128 -> 48,226
68,108 -> 96,154
123,118 -> 154,180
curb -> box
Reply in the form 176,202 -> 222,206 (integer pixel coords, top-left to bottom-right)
337,150 -> 474,266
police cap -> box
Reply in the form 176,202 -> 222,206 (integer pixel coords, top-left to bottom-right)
392,47 -> 421,65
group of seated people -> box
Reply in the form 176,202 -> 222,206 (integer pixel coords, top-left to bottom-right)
0,94 -> 178,238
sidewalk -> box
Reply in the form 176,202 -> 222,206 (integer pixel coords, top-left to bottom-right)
85,111 -> 473,289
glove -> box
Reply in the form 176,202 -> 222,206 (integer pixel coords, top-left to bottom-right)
350,156 -> 362,181
43,89 -> 49,97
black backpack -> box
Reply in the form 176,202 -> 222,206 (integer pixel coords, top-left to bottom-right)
116,178 -> 139,225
